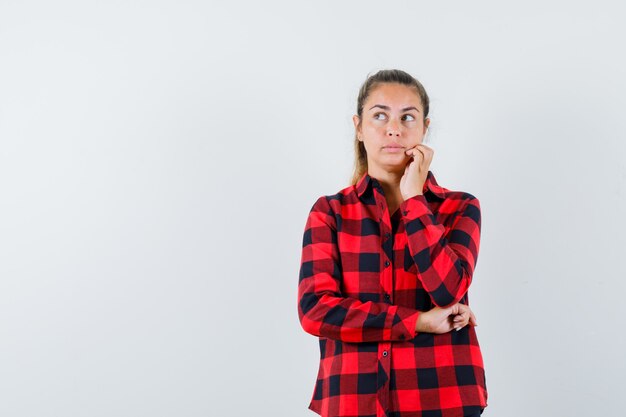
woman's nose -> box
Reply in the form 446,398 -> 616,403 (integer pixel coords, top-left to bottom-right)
387,120 -> 401,137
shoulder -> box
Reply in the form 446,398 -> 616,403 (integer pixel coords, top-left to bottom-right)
306,183 -> 359,228
446,190 -> 479,204
433,176 -> 479,205
444,191 -> 481,229
308,183 -> 357,213
435,188 -> 481,222
427,171 -> 479,205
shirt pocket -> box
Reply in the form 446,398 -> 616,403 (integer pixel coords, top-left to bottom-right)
338,233 -> 382,297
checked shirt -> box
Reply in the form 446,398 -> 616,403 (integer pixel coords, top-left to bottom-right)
297,170 -> 488,417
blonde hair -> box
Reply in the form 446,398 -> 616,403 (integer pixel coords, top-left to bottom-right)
350,69 -> 430,185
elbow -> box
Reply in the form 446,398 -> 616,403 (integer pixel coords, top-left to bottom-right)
299,316 -> 321,337
298,309 -> 318,336
429,274 -> 472,308
430,294 -> 460,308
298,315 -> 315,336
298,292 -> 323,336
298,291 -> 345,338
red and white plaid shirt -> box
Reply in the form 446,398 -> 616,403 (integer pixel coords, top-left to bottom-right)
297,170 -> 488,417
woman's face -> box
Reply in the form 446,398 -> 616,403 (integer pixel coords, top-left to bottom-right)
353,82 -> 430,175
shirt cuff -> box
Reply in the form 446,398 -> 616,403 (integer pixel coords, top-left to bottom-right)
392,305 -> 421,341
400,194 -> 432,218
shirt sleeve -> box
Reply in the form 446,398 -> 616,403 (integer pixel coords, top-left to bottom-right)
399,193 -> 481,308
297,196 -> 421,343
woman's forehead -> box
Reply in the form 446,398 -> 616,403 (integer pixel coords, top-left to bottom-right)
366,83 -> 422,109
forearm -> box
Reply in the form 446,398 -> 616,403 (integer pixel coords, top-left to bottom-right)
299,195 -> 422,342
400,194 -> 481,307
298,288 -> 421,342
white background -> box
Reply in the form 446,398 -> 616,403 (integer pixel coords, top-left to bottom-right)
1,1 -> 625,416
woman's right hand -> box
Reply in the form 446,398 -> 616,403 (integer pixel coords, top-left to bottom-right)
415,303 -> 478,334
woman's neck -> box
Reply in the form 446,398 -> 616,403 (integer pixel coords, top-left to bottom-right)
369,169 -> 404,212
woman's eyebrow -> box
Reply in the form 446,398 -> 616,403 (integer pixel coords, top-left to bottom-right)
369,104 -> 420,112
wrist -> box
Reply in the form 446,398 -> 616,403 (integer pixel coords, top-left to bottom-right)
403,191 -> 423,201
415,311 -> 430,333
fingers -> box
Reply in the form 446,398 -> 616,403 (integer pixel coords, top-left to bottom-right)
460,304 -> 478,327
421,144 -> 433,162
452,311 -> 469,331
429,304 -> 476,334
450,304 -> 479,331
469,310 -> 478,327
409,143 -> 433,152
405,144 -> 433,168
452,312 -> 466,323
408,144 -> 433,158
449,303 -> 462,315
406,147 -> 424,163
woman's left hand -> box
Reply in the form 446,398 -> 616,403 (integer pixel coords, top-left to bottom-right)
416,302 -> 478,334
400,144 -> 434,200
452,304 -> 478,330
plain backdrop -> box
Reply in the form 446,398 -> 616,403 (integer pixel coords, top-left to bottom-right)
1,1 -> 625,416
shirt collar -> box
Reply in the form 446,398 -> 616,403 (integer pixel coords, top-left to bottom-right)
356,170 -> 447,199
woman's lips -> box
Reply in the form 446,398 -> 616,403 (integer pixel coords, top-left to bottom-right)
383,145 -> 405,153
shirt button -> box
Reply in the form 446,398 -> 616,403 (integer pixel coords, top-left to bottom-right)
402,210 -> 408,215
384,260 -> 390,267
385,232 -> 391,239
382,350 -> 388,357
400,334 -> 406,340
384,293 -> 390,300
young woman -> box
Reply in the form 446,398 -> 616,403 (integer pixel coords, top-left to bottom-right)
297,69 -> 488,417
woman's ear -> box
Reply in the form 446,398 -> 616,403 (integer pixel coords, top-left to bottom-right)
352,115 -> 362,140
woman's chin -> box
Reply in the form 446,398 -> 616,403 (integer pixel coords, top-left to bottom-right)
377,161 -> 408,174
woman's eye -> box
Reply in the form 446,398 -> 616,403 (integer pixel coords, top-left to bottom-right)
403,114 -> 416,121
374,113 -> 386,120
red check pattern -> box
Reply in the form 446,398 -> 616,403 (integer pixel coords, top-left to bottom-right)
298,170 -> 488,417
